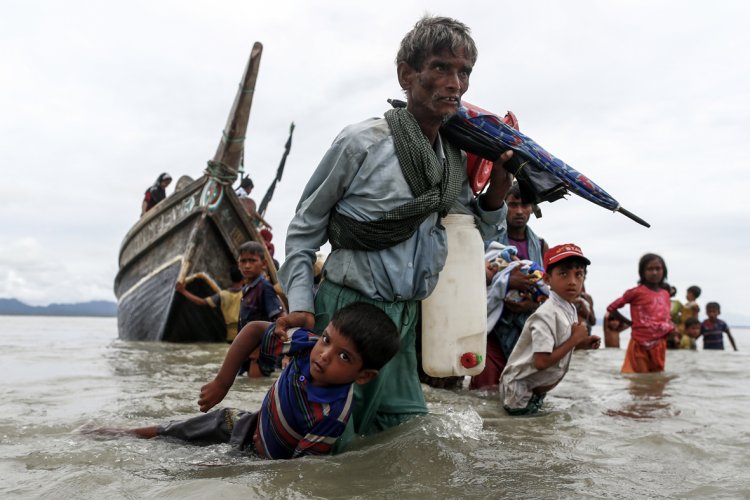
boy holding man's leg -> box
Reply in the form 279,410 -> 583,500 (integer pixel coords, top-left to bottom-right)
91,302 -> 399,459
499,244 -> 601,415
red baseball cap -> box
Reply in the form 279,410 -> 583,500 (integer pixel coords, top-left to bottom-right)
543,243 -> 591,269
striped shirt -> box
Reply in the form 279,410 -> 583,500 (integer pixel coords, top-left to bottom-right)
256,326 -> 353,459
701,319 -> 729,350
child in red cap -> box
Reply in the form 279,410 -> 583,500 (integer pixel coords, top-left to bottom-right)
499,244 -> 601,415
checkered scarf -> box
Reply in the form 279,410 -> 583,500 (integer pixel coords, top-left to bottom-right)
328,107 -> 464,251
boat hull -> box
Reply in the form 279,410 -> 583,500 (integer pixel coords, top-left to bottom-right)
114,176 -> 275,342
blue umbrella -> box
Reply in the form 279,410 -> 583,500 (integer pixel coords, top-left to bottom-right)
442,101 -> 650,228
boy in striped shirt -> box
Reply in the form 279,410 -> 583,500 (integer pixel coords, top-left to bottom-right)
106,302 -> 399,459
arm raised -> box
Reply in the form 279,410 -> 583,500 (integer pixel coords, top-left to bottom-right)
176,281 -> 209,307
198,321 -> 271,412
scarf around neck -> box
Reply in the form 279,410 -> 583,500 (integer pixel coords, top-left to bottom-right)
327,107 -> 464,251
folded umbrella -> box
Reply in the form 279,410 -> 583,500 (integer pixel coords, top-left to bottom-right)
464,110 -> 567,208
442,101 -> 650,228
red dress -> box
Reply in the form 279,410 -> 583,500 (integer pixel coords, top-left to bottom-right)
607,285 -> 673,373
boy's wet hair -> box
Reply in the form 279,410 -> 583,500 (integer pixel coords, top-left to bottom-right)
637,253 -> 669,290
238,241 -> 265,258
705,301 -> 721,312
545,256 -> 588,276
687,285 -> 702,299
684,317 -> 700,328
397,16 -> 477,71
331,302 -> 400,370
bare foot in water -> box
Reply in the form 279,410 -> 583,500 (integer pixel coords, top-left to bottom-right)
77,423 -> 159,439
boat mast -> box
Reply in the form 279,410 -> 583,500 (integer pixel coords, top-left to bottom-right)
203,42 -> 280,286
209,42 -> 263,181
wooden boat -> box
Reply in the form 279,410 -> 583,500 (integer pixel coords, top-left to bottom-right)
114,43 -> 278,342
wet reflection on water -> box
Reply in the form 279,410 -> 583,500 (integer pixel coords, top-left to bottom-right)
606,373 -> 680,419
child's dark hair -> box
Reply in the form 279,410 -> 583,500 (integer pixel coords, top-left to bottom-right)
637,253 -> 669,290
229,267 -> 243,283
705,301 -> 721,312
546,256 -> 589,276
684,317 -> 700,328
687,285 -> 702,299
330,302 -> 400,370
238,241 -> 265,258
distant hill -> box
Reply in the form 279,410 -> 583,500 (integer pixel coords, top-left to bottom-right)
0,298 -> 117,317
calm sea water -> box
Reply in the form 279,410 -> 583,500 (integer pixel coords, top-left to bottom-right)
1,315 -> 749,499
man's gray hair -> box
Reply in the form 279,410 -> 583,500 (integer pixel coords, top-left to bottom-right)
396,15 -> 478,70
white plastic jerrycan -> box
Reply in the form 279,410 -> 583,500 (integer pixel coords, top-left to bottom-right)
421,214 -> 487,377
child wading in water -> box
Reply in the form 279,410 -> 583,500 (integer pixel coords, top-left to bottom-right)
499,244 -> 601,415
86,302 -> 400,459
679,317 -> 701,350
700,302 -> 738,351
607,253 -> 675,373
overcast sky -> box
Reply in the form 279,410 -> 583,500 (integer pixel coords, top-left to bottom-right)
2,1 -> 749,324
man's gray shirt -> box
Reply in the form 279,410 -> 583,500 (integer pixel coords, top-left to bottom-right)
279,117 -> 507,313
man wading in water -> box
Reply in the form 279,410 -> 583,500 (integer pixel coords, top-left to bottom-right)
276,15 -> 514,451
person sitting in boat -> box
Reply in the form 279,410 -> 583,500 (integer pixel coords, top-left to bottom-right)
237,241 -> 285,377
85,302 -> 400,460
141,172 -> 172,215
175,267 -> 244,343
236,176 -> 273,229
235,176 -> 254,198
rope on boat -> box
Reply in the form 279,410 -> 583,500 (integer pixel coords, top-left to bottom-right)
204,160 -> 238,185
222,130 -> 245,144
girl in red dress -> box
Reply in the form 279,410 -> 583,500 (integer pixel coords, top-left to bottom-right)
607,253 -> 675,373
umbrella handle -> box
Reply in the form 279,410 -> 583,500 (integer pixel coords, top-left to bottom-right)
617,206 -> 650,228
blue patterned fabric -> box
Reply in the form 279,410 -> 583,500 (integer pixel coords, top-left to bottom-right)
445,102 -> 649,227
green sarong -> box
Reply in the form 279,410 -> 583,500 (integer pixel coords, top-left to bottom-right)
314,280 -> 427,453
